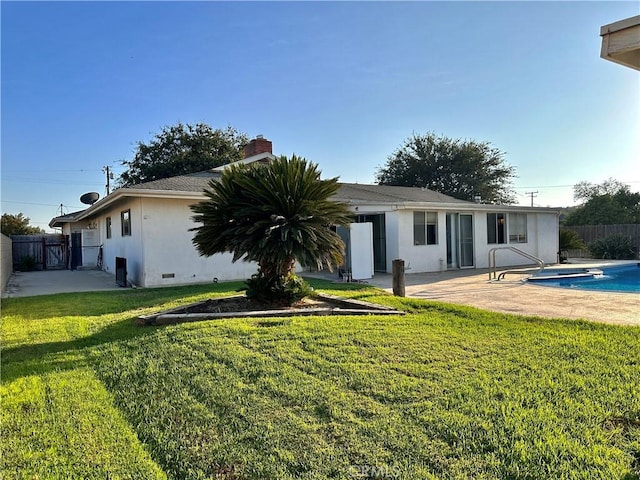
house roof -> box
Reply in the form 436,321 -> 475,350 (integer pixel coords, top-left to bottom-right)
334,183 -> 469,205
128,170 -> 221,192
121,152 -> 278,192
49,209 -> 91,228
126,175 -> 469,203
50,162 -> 557,227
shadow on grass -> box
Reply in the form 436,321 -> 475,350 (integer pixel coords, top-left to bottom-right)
1,317 -> 160,383
305,277 -> 376,291
1,282 -> 248,321
1,281 -> 380,384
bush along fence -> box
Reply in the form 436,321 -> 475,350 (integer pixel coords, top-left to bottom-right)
11,234 -> 69,271
564,224 -> 640,260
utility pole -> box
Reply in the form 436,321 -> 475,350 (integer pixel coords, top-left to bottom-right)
525,191 -> 538,207
102,166 -> 113,195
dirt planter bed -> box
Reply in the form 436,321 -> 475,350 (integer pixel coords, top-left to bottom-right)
137,293 -> 404,326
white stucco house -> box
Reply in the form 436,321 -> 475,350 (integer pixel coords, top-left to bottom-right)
50,137 -> 560,287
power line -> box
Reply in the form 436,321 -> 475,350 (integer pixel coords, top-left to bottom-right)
2,200 -> 84,209
513,184 -> 574,189
1,177 -> 105,186
514,180 -> 640,189
1,168 -> 99,173
525,191 -> 538,207
3,162 -> 122,174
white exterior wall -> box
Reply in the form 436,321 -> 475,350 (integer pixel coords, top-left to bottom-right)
379,208 -> 558,274
64,220 -> 94,235
90,198 -> 145,285
535,213 -> 559,264
384,211 -> 401,273
139,198 -> 258,287
89,197 -> 258,287
395,210 -> 448,273
474,211 -> 559,268
59,192 -> 558,285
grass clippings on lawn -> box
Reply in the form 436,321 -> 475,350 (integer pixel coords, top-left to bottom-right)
1,279 -> 639,479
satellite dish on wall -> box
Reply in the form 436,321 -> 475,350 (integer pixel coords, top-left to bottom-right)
80,192 -> 100,205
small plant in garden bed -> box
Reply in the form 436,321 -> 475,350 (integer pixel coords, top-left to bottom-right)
244,271 -> 313,306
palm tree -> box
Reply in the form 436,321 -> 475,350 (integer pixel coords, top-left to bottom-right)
558,228 -> 586,262
191,154 -> 352,303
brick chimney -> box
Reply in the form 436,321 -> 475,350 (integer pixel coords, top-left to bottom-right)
243,135 -> 272,158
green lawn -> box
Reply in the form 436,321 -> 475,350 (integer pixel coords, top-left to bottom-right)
2,280 -> 639,479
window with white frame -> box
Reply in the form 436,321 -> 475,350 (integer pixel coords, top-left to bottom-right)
508,213 -> 527,243
106,217 -> 112,239
487,213 -> 506,244
121,209 -> 131,236
413,211 -> 438,245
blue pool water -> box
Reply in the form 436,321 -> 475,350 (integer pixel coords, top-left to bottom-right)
528,263 -> 640,293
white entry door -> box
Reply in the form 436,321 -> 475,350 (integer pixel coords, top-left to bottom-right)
349,222 -> 374,280
81,229 -> 100,267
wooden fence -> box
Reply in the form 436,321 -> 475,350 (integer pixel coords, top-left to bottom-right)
564,224 -> 640,258
2,234 -> 13,289
11,234 -> 69,271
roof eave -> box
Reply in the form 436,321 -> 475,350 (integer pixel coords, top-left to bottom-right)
400,202 -> 558,212
55,188 -> 207,224
600,15 -> 640,71
343,199 -> 559,213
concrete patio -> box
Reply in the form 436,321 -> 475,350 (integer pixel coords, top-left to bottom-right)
2,269 -> 121,298
309,266 -> 639,327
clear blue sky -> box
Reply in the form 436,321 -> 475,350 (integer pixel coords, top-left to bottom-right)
2,1 -> 639,232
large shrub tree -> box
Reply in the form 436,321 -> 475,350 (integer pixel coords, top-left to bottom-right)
572,178 -> 630,203
564,179 -> 640,226
376,132 -> 516,204
1,213 -> 45,235
191,155 -> 352,303
118,123 -> 248,187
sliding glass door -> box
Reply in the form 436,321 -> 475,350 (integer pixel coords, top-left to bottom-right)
446,213 -> 474,269
459,214 -> 474,268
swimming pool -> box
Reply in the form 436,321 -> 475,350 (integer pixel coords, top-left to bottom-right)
527,263 -> 640,293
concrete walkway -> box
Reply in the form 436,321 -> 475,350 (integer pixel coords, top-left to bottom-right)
309,267 -> 639,327
2,269 -> 121,298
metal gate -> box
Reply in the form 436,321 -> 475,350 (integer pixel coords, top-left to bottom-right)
70,232 -> 82,270
11,235 -> 69,271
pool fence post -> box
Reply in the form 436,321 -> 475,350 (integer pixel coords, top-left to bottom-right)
392,259 -> 405,297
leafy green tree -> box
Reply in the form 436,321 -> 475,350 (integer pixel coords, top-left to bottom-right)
1,213 -> 45,235
118,123 -> 248,187
564,179 -> 640,226
376,132 -> 516,204
573,178 -> 629,203
191,155 -> 352,304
